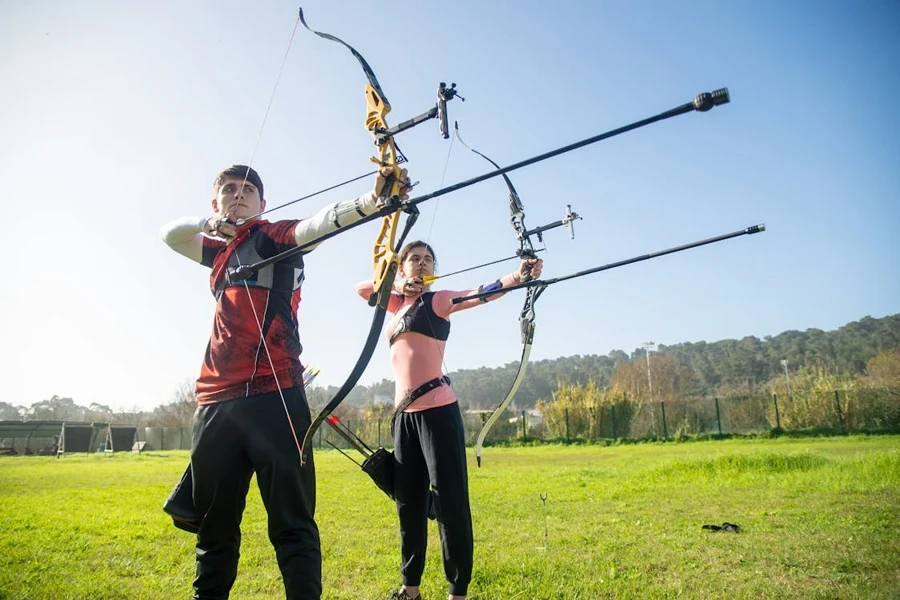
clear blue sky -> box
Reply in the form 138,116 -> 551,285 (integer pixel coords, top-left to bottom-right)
1,0 -> 897,412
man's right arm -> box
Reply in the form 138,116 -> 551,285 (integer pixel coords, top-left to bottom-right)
160,217 -> 212,263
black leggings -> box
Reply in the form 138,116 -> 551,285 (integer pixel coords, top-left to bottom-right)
191,387 -> 320,600
394,402 -> 473,597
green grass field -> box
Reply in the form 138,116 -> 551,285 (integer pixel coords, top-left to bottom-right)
0,436 -> 897,599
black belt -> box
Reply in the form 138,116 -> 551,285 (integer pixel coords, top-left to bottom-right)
391,375 -> 451,434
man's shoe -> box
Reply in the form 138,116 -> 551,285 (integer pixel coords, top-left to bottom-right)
390,591 -> 421,600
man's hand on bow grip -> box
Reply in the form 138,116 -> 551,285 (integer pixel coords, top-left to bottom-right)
374,166 -> 412,207
205,216 -> 237,243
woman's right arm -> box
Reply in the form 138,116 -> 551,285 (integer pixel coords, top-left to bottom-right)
355,279 -> 405,313
355,280 -> 375,301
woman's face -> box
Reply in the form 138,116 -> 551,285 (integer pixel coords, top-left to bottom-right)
401,246 -> 435,279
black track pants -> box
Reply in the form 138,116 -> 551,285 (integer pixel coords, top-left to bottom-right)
190,387 -> 320,600
394,402 -> 473,597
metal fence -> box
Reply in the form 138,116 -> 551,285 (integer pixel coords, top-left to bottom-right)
313,387 -> 900,451
8,388 -> 892,456
137,427 -> 192,451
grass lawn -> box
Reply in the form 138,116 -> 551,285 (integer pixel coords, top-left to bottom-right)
0,435 -> 897,599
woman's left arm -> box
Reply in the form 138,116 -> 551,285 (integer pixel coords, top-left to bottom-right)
432,258 -> 543,318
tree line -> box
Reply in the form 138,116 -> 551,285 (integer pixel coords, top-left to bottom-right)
346,313 -> 900,410
3,313 -> 897,426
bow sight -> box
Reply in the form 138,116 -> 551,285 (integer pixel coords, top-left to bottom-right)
522,204 -> 581,243
373,82 -> 464,145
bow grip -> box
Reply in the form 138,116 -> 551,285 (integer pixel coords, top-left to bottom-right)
369,258 -> 399,307
371,250 -> 399,303
518,248 -> 538,283
371,164 -> 404,204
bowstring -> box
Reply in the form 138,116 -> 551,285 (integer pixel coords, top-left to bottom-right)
422,134 -> 460,382
419,128 -> 534,453
228,12 -> 305,460
394,133 -> 466,423
406,130 -> 522,450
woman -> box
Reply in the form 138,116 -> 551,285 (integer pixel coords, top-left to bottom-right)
355,240 -> 542,600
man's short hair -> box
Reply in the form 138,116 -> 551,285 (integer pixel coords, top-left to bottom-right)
214,165 -> 264,199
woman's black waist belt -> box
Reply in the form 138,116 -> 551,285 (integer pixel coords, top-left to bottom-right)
391,375 -> 452,433
401,375 -> 451,407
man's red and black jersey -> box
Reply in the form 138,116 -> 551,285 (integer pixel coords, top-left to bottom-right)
196,220 -> 306,404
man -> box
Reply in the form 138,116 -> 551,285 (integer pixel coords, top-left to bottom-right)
160,164 -> 410,600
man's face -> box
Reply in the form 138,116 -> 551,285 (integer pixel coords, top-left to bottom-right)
211,177 -> 265,221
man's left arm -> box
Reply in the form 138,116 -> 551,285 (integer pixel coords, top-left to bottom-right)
292,191 -> 380,250
292,166 -> 411,251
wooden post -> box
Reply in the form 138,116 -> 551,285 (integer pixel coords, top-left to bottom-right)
772,394 -> 781,430
660,402 -> 668,440
834,390 -> 846,433
714,397 -> 723,436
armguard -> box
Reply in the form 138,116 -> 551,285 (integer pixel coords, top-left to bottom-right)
476,279 -> 504,302
330,197 -> 369,228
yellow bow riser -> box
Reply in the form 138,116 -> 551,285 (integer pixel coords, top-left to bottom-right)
372,211 -> 400,294
364,82 -> 405,295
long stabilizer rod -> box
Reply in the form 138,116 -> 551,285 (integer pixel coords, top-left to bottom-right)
452,224 -> 766,304
228,88 -> 731,282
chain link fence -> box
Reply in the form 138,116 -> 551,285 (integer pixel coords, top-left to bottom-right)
137,427 -> 192,450
313,387 -> 900,451
505,387 -> 900,442
9,388 -> 893,455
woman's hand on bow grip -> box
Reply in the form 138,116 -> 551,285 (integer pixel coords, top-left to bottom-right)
516,257 -> 543,283
396,276 -> 424,297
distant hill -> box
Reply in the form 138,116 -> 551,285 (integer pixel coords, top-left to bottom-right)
312,314 -> 900,410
